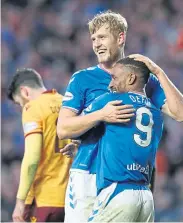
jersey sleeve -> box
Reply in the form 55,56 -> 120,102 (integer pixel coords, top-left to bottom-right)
22,103 -> 42,138
84,93 -> 111,115
145,73 -> 166,109
62,71 -> 85,114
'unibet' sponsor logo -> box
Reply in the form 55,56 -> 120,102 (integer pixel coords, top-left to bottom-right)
127,163 -> 149,175
63,92 -> 74,101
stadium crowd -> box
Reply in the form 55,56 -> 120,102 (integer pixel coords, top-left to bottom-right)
1,0 -> 183,221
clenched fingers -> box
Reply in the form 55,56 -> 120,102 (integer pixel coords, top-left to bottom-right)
71,140 -> 81,146
60,143 -> 75,156
60,143 -> 74,153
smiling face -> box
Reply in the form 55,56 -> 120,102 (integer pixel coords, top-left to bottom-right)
109,57 -> 151,94
91,24 -> 124,65
109,63 -> 129,93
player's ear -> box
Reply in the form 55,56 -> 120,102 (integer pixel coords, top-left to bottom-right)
20,86 -> 29,99
128,73 -> 136,85
118,32 -> 125,47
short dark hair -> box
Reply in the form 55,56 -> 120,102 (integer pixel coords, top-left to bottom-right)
7,68 -> 44,101
116,57 -> 150,86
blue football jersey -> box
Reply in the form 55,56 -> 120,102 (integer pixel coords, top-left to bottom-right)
84,92 -> 164,191
62,65 -> 165,173
145,74 -> 166,109
62,65 -> 111,173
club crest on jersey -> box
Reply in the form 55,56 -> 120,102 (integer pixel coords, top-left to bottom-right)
63,92 -> 74,101
23,122 -> 38,134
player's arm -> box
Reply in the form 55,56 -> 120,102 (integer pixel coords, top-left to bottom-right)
13,102 -> 43,221
17,133 -> 42,200
158,74 -> 183,122
129,54 -> 183,122
57,108 -> 102,139
57,100 -> 133,139
57,72 -> 134,140
57,72 -> 102,139
12,133 -> 42,222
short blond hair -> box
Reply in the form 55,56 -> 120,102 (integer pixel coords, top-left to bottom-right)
88,10 -> 128,37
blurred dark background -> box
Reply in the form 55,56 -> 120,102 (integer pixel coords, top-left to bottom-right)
1,0 -> 183,221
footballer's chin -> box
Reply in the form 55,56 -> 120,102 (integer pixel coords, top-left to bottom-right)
97,53 -> 110,63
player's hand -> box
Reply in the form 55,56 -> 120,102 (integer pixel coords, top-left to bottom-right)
60,140 -> 80,158
12,199 -> 25,222
100,100 -> 135,123
128,54 -> 165,77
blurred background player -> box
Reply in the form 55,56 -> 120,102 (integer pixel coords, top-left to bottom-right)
2,0 -> 183,222
7,68 -> 75,222
57,10 -> 183,223
85,57 -> 163,222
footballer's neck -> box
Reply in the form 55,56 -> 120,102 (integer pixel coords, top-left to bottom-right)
100,51 -> 125,74
32,87 -> 47,99
128,87 -> 145,96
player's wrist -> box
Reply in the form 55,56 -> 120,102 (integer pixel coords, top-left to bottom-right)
95,109 -> 105,122
154,69 -> 165,78
16,189 -> 27,201
16,197 -> 25,203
